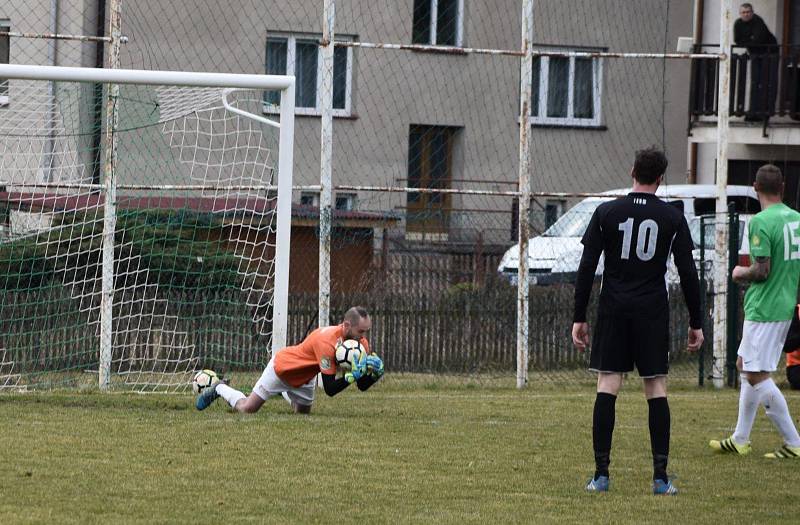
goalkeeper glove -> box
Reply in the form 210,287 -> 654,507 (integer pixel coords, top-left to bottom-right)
345,352 -> 367,384
366,353 -> 384,378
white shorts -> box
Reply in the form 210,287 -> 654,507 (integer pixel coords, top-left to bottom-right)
737,320 -> 792,372
252,359 -> 316,406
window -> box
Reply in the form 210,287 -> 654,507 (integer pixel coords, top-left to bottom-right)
407,125 -> 459,236
335,193 -> 357,211
299,192 -> 318,207
544,200 -> 564,229
0,20 -> 9,105
530,48 -> 603,127
412,0 -> 463,47
264,34 -> 353,116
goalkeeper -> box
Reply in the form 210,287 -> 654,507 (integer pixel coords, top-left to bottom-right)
195,306 -> 384,414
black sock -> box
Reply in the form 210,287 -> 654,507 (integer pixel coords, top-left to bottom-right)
592,392 -> 617,479
648,396 -> 670,483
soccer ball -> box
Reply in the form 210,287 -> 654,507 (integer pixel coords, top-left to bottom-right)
335,339 -> 364,371
192,369 -> 219,395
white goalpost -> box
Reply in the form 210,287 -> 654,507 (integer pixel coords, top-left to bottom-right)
0,64 -> 295,391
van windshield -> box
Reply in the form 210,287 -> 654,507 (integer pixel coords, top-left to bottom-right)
542,199 -> 608,238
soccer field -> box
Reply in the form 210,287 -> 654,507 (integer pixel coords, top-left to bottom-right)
1,381 -> 797,524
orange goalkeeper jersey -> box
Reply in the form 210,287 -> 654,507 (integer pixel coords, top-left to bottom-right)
273,324 -> 370,387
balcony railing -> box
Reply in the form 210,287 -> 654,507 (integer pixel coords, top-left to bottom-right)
689,44 -> 800,130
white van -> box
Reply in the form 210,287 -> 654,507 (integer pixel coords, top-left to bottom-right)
497,184 -> 760,285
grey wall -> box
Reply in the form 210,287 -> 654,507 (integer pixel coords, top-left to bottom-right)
1,0 -> 694,244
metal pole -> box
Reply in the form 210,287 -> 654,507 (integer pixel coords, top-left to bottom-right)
516,0 -> 534,389
318,0 -> 334,328
712,0 -> 732,389
43,0 -> 59,183
0,64 -> 294,89
699,216 -> 706,386
99,0 -> 122,390
726,204 -> 740,387
272,83 -> 297,353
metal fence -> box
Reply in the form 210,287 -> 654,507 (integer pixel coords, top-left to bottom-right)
0,0 -> 753,390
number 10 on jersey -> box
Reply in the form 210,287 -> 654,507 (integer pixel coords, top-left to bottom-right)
619,218 -> 659,261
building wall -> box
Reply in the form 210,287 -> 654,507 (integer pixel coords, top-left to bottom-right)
1,1 -> 103,186
2,1 -> 693,245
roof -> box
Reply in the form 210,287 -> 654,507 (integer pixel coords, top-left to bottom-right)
0,191 -> 400,227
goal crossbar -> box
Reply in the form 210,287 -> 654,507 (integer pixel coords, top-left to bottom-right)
0,63 -> 295,91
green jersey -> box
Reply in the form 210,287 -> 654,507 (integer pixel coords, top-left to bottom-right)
744,203 -> 800,321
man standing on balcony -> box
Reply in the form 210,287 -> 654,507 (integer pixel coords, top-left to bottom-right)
734,3 -> 778,120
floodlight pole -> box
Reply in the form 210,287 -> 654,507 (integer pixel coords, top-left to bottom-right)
318,0 -> 335,328
516,0 -> 534,389
712,0 -> 732,389
99,0 -> 122,390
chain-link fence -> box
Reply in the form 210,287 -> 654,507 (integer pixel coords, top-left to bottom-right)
3,1 -> 793,390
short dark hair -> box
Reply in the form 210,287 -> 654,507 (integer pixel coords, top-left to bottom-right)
632,147 -> 668,185
754,164 -> 783,196
740,3 -> 753,11
344,306 -> 369,325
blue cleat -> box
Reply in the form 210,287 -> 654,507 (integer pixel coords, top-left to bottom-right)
195,381 -> 222,411
585,475 -> 609,492
652,479 -> 678,495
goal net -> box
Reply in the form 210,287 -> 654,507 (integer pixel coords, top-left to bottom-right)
0,65 -> 295,391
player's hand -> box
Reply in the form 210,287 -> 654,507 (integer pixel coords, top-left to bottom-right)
687,328 -> 704,353
366,353 -> 384,378
572,322 -> 590,352
344,352 -> 368,384
731,265 -> 747,284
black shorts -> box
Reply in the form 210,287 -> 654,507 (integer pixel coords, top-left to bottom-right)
788,365 -> 800,390
590,313 -> 670,377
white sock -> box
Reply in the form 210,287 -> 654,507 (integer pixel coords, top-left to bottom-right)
732,377 -> 760,445
216,383 -> 246,409
757,378 -> 800,448
281,391 -> 293,406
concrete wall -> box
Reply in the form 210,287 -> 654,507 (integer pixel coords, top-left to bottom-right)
1,1 -> 695,244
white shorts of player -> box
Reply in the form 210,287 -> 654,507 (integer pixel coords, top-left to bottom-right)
252,359 -> 316,406
737,320 -> 792,373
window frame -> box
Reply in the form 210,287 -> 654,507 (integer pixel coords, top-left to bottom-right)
299,192 -> 319,207
405,125 -> 459,238
0,20 -> 10,106
263,33 -> 354,118
335,192 -> 357,211
544,199 -> 565,229
413,0 -> 465,47
529,48 -> 604,128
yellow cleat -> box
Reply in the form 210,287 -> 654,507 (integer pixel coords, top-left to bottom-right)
764,444 -> 800,459
709,437 -> 752,455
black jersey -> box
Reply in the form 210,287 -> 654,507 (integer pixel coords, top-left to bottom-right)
573,192 -> 702,328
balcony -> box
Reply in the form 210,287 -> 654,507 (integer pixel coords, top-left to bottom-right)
689,45 -> 800,144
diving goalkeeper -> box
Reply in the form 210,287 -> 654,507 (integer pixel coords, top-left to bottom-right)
195,306 -> 384,414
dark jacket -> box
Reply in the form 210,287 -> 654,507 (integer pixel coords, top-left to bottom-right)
734,14 -> 777,54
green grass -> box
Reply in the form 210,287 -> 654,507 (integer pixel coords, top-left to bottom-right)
1,381 -> 798,524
